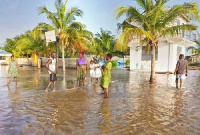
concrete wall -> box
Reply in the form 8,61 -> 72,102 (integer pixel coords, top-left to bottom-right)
17,58 -> 32,65
17,57 -> 93,68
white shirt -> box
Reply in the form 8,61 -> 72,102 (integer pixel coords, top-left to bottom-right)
48,58 -> 56,74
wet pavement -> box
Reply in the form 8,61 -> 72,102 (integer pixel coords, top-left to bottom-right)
0,65 -> 200,135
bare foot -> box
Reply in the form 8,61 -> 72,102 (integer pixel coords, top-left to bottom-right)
52,90 -> 56,92
45,90 -> 49,93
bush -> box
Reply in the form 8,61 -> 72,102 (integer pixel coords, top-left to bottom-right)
111,60 -> 118,69
125,59 -> 130,68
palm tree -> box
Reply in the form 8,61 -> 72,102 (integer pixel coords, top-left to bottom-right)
38,0 -> 91,72
116,0 -> 200,83
15,25 -> 54,66
90,29 -> 115,58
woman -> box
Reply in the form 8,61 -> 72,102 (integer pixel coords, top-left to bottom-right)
77,52 -> 87,87
7,55 -> 19,85
100,54 -> 112,98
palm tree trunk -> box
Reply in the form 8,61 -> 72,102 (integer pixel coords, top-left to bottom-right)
31,53 -> 38,67
62,41 -> 66,72
150,45 -> 156,83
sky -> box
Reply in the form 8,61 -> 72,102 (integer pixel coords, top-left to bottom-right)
0,0 -> 200,46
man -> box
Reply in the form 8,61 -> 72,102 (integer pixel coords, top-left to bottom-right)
174,54 -> 188,89
45,52 -> 57,92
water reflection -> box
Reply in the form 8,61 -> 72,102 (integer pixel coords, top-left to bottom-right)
0,66 -> 200,134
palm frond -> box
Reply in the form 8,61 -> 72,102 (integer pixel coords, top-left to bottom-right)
163,24 -> 197,37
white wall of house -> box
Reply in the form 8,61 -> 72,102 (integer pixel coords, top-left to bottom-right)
129,41 -> 187,72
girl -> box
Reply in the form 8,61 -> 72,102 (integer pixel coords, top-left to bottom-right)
100,54 -> 112,98
89,60 -> 95,85
94,58 -> 102,84
77,52 -> 87,87
7,55 -> 19,86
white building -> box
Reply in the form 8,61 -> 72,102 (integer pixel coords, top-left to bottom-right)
129,15 -> 196,72
0,50 -> 12,65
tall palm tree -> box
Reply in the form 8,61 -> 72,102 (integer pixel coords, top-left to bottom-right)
38,0 -> 91,72
116,0 -> 200,83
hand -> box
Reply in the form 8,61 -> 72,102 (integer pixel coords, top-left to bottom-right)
51,70 -> 56,74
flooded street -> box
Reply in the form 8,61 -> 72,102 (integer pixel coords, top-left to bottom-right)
0,65 -> 200,135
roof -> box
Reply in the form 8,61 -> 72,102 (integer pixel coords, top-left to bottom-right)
0,50 -> 12,56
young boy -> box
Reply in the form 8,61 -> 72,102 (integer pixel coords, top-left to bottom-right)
100,54 -> 112,98
45,52 -> 57,92
174,54 -> 188,89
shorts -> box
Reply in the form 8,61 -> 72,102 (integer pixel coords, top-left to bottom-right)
50,74 -> 57,82
176,74 -> 185,79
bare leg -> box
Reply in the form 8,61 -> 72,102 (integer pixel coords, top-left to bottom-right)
82,78 -> 86,87
14,77 -> 17,86
77,80 -> 79,87
7,77 -> 10,86
91,78 -> 93,85
104,88 -> 109,98
96,78 -> 99,84
45,82 -> 52,92
180,79 -> 183,89
52,81 -> 56,92
175,78 -> 178,89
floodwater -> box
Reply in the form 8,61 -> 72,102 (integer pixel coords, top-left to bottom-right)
0,65 -> 200,135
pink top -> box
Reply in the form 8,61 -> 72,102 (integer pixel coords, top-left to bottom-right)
78,58 -> 86,65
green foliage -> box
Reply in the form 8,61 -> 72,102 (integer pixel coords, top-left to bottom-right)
116,0 -> 200,48
89,28 -> 115,58
3,23 -> 55,58
125,59 -> 130,68
111,60 -> 118,69
187,33 -> 200,55
38,0 -> 93,53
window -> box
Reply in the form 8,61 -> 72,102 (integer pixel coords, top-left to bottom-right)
141,46 -> 158,61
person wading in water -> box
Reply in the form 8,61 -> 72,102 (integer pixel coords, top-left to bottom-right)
174,54 -> 188,89
7,55 -> 19,86
45,52 -> 57,92
76,52 -> 87,87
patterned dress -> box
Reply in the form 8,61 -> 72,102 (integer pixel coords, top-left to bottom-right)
100,61 -> 112,88
8,61 -> 18,78
77,58 -> 87,81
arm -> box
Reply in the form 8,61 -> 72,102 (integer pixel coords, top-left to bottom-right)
16,60 -> 19,73
185,61 -> 188,76
56,61 -> 58,74
86,61 -> 88,72
174,61 -> 179,75
46,59 -> 54,74
76,59 -> 78,70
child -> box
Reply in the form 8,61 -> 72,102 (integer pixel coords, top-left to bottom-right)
100,53 -> 112,98
7,55 -> 19,86
174,54 -> 188,89
94,58 -> 102,84
89,60 -> 95,85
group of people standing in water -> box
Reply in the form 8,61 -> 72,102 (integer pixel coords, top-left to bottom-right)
76,52 -> 112,98
45,51 -> 112,98
6,52 -> 188,98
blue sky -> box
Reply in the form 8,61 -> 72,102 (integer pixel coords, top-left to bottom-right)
0,0 -> 199,45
